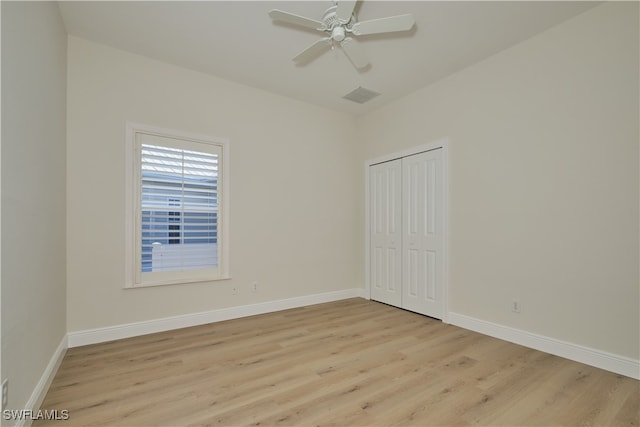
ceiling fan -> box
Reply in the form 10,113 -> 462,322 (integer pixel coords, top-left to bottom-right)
268,1 -> 415,70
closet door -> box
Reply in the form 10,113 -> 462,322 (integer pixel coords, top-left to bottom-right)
402,149 -> 444,318
369,159 -> 402,307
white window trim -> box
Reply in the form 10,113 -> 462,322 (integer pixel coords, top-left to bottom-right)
125,122 -> 230,288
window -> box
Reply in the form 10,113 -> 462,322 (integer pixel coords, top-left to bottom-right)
126,123 -> 229,287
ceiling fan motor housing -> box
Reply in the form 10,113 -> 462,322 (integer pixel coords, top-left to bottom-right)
323,5 -> 354,31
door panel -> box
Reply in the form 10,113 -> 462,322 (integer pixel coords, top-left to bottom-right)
402,149 -> 444,318
370,160 -> 402,307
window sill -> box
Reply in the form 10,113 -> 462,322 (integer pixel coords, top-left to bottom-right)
125,275 -> 232,289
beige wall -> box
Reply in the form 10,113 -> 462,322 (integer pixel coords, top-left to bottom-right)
66,37 -> 360,332
356,2 -> 639,359
1,1 -> 68,415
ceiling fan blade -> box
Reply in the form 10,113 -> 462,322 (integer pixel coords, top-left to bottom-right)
351,14 -> 415,36
269,9 -> 325,31
293,37 -> 332,65
336,1 -> 357,24
340,37 -> 369,69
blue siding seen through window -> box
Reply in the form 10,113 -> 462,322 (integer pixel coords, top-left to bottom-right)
140,144 -> 218,273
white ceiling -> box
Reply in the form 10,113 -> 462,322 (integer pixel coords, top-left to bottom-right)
58,1 -> 599,115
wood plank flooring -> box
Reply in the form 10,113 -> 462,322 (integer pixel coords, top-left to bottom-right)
36,299 -> 639,426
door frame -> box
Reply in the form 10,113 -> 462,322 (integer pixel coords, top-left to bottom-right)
364,139 -> 450,323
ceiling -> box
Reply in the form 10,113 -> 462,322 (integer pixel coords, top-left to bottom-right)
58,1 -> 599,115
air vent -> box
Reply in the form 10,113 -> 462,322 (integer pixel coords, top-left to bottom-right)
342,86 -> 380,104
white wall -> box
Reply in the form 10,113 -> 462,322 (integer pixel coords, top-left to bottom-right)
1,0 -> 67,416
357,2 -> 639,360
66,37 -> 360,332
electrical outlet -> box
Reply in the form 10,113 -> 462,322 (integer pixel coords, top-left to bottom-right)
232,287 -> 238,295
2,379 -> 8,410
252,282 -> 258,293
511,298 -> 521,313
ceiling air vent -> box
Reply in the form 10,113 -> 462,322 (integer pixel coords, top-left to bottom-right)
342,86 -> 380,104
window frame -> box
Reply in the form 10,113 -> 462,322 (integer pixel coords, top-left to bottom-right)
125,122 -> 230,288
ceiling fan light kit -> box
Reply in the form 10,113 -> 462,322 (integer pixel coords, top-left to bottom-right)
269,1 -> 415,71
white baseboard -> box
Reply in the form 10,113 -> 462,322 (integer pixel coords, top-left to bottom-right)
16,335 -> 68,427
68,288 -> 365,348
448,312 -> 639,380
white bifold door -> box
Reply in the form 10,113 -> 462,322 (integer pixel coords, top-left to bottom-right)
370,148 -> 444,319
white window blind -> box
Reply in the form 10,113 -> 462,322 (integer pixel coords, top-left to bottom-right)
131,131 -> 226,287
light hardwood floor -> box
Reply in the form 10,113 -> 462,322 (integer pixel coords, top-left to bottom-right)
36,299 -> 638,426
